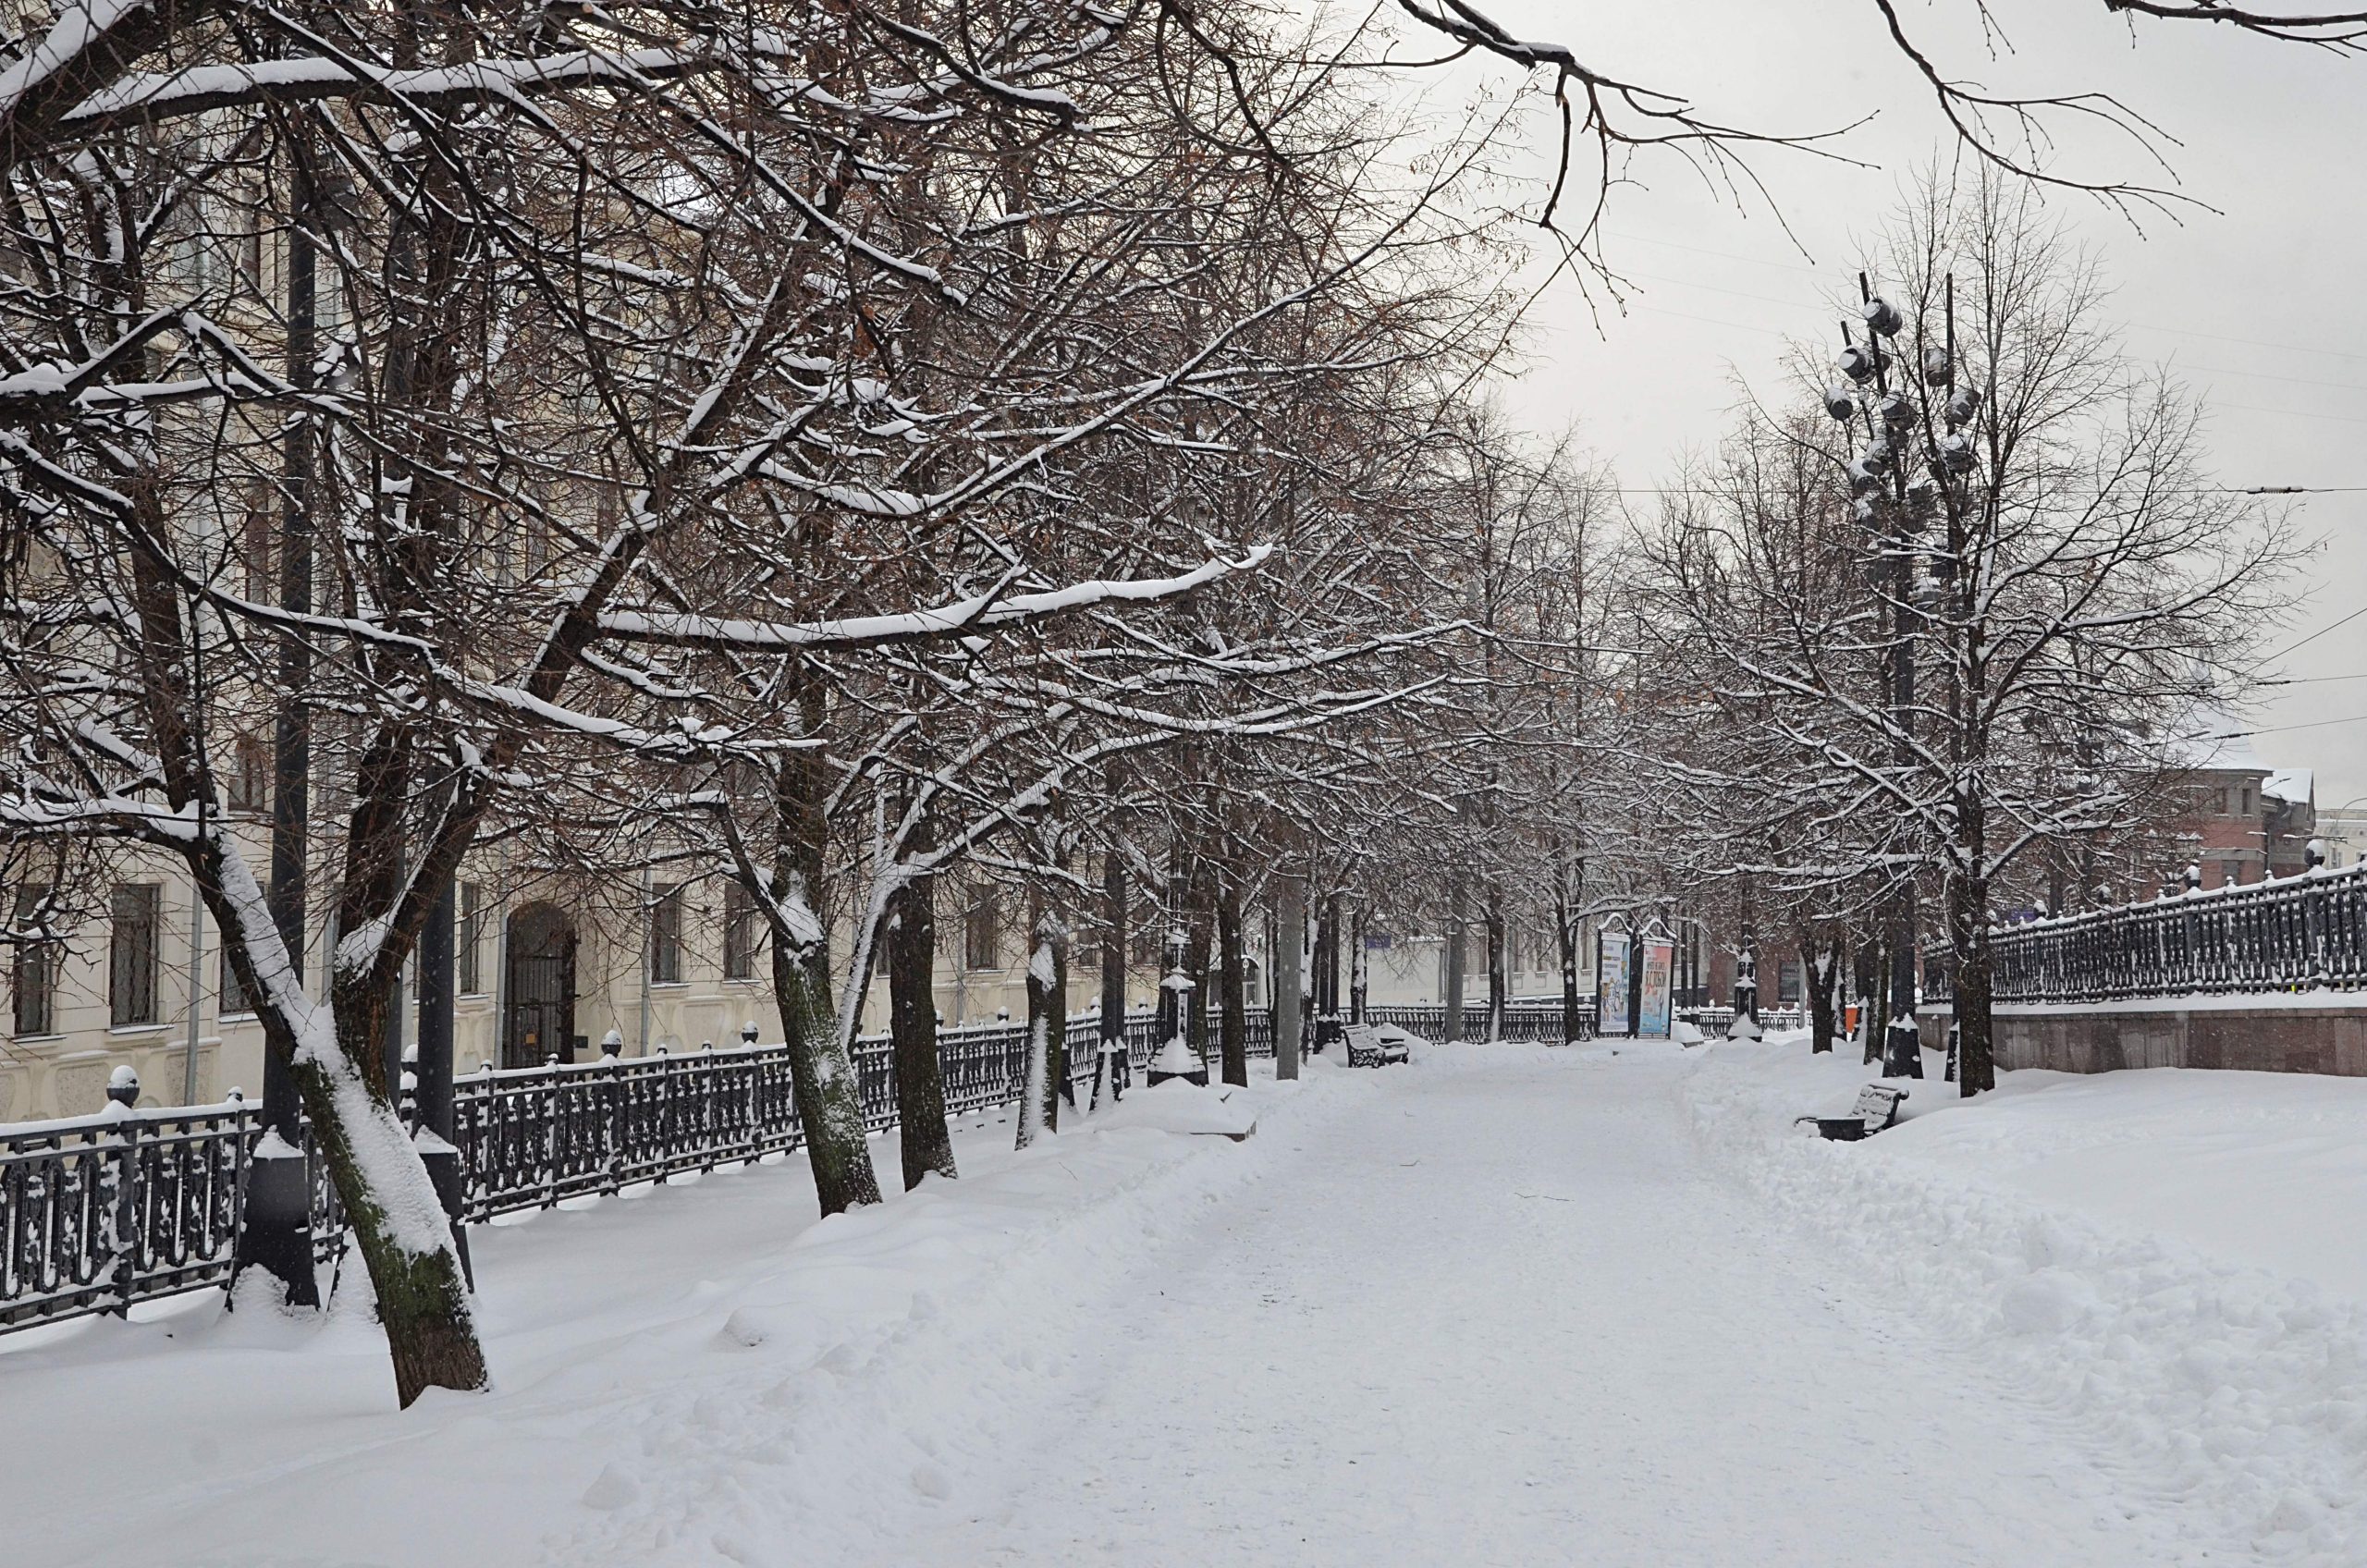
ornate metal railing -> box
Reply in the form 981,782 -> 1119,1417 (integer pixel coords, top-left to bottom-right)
1948,866 -> 2367,1005
1365,998 -> 1591,1042
0,1097 -> 344,1333
1,1006 -> 1268,1335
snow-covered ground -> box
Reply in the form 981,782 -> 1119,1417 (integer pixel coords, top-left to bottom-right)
10,1038 -> 2367,1565
1690,1033 -> 2367,1565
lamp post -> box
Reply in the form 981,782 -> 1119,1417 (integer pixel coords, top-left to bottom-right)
1824,274 -> 1982,1081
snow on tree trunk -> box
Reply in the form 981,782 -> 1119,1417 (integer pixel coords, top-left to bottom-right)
1018,908 -> 1066,1149
1184,864 -> 1214,1066
769,923 -> 882,1213
888,841 -> 956,1188
1800,927 -> 1839,1055
202,839 -> 484,1408
1274,872 -> 1304,1080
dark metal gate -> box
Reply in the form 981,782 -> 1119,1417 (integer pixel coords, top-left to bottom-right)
503,903 -> 576,1066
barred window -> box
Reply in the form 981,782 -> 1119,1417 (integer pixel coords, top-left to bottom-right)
11,888 -> 58,1037
723,881 -> 760,982
111,883 -> 162,1026
219,935 -> 250,1016
458,882 -> 484,994
963,895 -> 1000,971
650,883 -> 684,985
242,499 -> 273,601
229,734 -> 270,813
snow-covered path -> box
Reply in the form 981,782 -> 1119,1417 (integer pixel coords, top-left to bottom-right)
887,1046 -> 2169,1566
20,1041 -> 2348,1566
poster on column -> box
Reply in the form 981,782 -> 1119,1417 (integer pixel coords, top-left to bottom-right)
1638,937 -> 1675,1038
1598,931 -> 1631,1036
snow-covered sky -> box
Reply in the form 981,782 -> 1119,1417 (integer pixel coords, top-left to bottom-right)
1438,2 -> 2367,806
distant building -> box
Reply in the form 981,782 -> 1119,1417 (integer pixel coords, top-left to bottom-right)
2320,808 -> 2367,870
2164,726 -> 2317,889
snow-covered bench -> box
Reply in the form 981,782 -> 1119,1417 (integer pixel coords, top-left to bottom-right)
1343,1023 -> 1413,1068
1795,1084 -> 1907,1142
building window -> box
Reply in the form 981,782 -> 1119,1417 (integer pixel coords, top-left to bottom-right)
964,895 -> 1000,971
723,881 -> 760,982
228,733 -> 270,813
218,935 -> 251,1016
242,499 -> 273,600
649,882 -> 684,985
458,881 -> 484,994
11,888 -> 58,1036
2241,786 -> 2255,817
111,883 -> 162,1026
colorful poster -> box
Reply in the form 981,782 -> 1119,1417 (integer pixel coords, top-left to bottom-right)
1598,931 -> 1631,1036
1638,937 -> 1675,1038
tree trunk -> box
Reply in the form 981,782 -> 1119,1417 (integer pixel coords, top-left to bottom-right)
1020,900 -> 1068,1146
888,821 -> 955,1188
1274,870 -> 1304,1079
1884,886 -> 1923,1078
769,740 -> 881,1215
1183,861 -> 1213,1069
1858,936 -> 1884,1067
1801,926 -> 1839,1054
198,837 -> 484,1408
1348,905 -> 1367,1024
1443,876 -> 1466,1043
1096,845 -> 1127,1106
1951,875 -> 1996,1096
1218,876 -> 1248,1086
324,1002 -> 484,1405
1555,848 -> 1585,1043
1485,886 -> 1507,1042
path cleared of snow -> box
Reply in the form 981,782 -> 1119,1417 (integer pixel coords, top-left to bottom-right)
10,1041 -> 2364,1566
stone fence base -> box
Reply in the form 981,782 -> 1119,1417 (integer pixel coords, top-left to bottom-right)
1916,1000 -> 2367,1077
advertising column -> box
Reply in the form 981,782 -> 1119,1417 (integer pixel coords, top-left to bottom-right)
1598,928 -> 1632,1037
1638,935 -> 1675,1039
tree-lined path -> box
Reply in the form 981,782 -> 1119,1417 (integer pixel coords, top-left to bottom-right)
888,1048 -> 2170,1566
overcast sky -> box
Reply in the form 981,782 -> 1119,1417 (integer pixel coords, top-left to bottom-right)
1428,2 -> 2367,808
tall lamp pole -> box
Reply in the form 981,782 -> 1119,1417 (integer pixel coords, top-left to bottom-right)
1825,276 -> 1982,1081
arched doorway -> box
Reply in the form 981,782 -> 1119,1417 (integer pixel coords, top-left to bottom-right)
504,903 -> 577,1067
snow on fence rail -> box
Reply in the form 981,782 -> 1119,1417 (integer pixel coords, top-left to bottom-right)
0,1009 -> 1266,1337
0,1098 -> 344,1333
1930,864 -> 2367,1005
1367,999 -> 1590,1042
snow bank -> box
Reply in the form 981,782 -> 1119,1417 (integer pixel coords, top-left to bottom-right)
1680,1041 -> 2367,1564
1093,1078 -> 1257,1137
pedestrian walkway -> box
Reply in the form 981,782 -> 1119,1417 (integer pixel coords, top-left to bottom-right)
886,1047 -> 2177,1565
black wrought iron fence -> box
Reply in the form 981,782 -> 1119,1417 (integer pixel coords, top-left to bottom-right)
2,1006 -> 1273,1335
1365,999 -> 1592,1041
0,1097 -> 344,1333
1947,865 -> 2367,1005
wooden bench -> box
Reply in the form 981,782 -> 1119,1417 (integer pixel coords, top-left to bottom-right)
1343,1023 -> 1413,1068
1795,1084 -> 1907,1142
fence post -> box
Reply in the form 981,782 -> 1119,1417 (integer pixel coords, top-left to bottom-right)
602,1051 -> 625,1197
105,1097 -> 140,1317
654,1046 -> 672,1184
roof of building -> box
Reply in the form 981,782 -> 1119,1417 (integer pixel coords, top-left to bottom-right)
2265,767 -> 2314,808
2167,717 -> 2271,776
